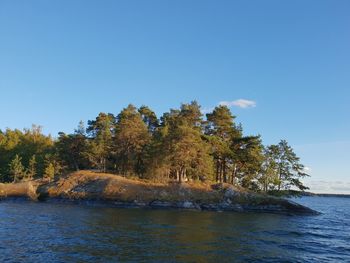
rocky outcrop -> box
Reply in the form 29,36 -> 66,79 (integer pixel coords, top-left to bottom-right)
0,171 -> 320,215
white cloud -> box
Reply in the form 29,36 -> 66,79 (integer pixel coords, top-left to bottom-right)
201,99 -> 257,114
219,99 -> 256,109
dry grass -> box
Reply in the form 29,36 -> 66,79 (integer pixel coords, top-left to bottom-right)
0,171 -> 258,204
0,171 -> 247,203
0,181 -> 39,200
0,171 -> 264,205
37,170 -> 224,203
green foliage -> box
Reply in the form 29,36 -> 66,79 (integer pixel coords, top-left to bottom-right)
56,122 -> 89,171
164,123 -> 213,182
86,113 -> 115,172
0,102 -> 310,194
205,105 -> 242,183
206,105 -> 236,138
261,140 -> 310,192
138,105 -> 159,132
44,162 -> 55,182
232,135 -> 265,189
114,104 -> 151,176
146,102 -> 213,182
0,125 -> 54,182
9,154 -> 26,182
26,155 -> 37,180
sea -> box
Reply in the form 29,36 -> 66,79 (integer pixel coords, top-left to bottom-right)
0,196 -> 349,262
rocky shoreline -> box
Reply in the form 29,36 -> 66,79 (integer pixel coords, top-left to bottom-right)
0,171 -> 320,215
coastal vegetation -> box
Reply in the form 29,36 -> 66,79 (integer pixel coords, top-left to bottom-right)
0,101 -> 309,194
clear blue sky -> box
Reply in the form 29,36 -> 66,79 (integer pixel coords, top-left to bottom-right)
0,0 -> 349,193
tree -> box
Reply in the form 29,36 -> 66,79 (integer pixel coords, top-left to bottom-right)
264,140 -> 309,191
57,122 -> 89,171
158,103 -> 214,182
166,124 -> 213,182
44,162 -> 55,182
115,104 -> 150,176
231,135 -> 264,189
141,110 -> 177,181
9,154 -> 25,182
0,101 -> 311,192
75,120 -> 86,136
0,126 -> 54,182
26,155 -> 37,180
138,106 -> 159,133
87,113 -> 115,172
179,101 -> 203,130
259,147 -> 279,192
205,105 -> 238,183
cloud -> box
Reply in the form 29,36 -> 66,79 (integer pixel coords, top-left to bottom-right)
219,99 -> 256,109
201,99 -> 257,114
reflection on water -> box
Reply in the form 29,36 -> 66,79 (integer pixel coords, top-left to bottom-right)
0,197 -> 349,262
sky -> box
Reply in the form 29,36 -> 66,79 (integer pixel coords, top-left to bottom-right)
0,0 -> 349,193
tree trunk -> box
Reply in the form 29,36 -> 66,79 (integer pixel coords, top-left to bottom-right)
278,163 -> 282,191
103,158 -> 106,173
231,164 -> 237,184
219,160 -> 223,183
178,170 -> 182,183
223,159 -> 227,183
278,173 -> 282,191
215,160 -> 219,182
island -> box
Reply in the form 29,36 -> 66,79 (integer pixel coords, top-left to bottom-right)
0,101 -> 318,215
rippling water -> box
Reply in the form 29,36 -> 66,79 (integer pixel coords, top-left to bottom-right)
0,197 -> 349,262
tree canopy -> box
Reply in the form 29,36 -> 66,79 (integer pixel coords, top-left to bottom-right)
0,101 -> 309,194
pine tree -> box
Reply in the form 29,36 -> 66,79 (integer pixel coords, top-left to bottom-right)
0,101 -> 312,193
56,122 -> 89,171
9,154 -> 25,182
26,155 -> 37,180
205,105 -> 238,183
259,147 -> 279,192
87,113 -> 115,172
75,120 -> 86,136
264,140 -> 309,191
232,136 -> 264,189
166,124 -> 213,182
138,106 -> 159,133
0,126 -> 54,182
44,162 -> 55,182
115,104 -> 150,176
159,102 -> 214,182
179,101 -> 203,129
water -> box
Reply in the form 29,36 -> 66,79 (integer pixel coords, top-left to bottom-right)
0,197 -> 349,262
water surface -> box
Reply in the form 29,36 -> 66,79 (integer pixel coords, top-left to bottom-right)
0,197 -> 349,262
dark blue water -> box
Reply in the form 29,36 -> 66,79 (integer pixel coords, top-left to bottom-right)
0,197 -> 349,262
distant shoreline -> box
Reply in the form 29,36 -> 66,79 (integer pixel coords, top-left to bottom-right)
267,189 -> 350,198
302,192 -> 350,198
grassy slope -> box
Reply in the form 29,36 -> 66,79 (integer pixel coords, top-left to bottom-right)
39,171 -> 224,203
